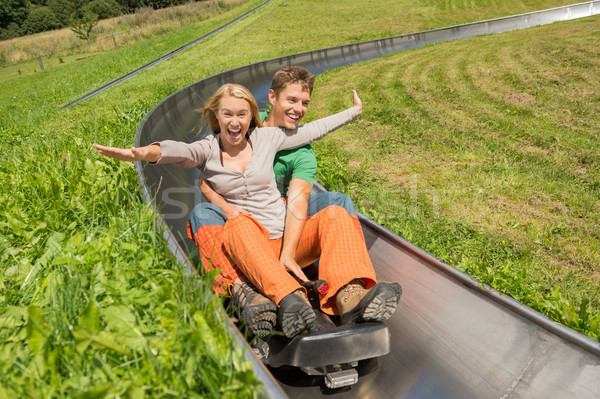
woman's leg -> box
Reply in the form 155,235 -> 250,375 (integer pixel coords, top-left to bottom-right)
189,203 -> 277,336
187,202 -> 242,295
222,215 -> 302,305
222,215 -> 316,338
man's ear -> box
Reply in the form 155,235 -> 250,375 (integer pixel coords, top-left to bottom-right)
268,89 -> 277,105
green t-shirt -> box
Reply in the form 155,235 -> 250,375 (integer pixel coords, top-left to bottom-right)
259,111 -> 317,196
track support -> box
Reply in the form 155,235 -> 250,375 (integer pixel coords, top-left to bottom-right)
301,363 -> 359,389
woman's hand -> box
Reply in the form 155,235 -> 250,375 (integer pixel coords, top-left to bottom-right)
352,89 -> 362,116
222,203 -> 252,220
280,253 -> 309,283
94,143 -> 161,163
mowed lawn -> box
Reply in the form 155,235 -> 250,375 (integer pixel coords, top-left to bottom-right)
0,0 -> 597,397
309,14 -> 600,340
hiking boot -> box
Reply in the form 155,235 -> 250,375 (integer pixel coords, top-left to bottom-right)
278,290 -> 316,339
336,280 -> 402,326
231,281 -> 277,337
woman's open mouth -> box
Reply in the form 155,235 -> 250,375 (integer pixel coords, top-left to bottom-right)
228,128 -> 242,141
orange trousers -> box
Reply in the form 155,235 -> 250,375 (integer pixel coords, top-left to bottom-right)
221,205 -> 376,315
188,205 -> 376,315
188,222 -> 239,296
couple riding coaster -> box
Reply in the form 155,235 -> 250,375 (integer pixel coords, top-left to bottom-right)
96,66 -> 403,390
183,67 -> 402,389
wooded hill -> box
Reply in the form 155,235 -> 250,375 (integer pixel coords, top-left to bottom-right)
1,0 -> 209,39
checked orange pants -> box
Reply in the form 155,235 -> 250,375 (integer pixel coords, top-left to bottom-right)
187,223 -> 241,296
222,205 -> 377,315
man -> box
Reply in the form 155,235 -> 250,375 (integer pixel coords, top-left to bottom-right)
187,67 -> 393,337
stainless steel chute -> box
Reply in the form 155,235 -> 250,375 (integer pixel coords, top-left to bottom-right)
134,2 -> 600,398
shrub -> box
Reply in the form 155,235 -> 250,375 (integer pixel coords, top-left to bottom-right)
21,5 -> 61,35
84,0 -> 123,20
70,11 -> 99,42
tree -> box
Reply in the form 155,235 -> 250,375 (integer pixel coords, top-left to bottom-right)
84,0 -> 122,20
149,0 -> 184,10
115,0 -> 147,14
21,5 -> 61,34
70,10 -> 98,42
47,0 -> 76,26
0,22 -> 23,40
0,0 -> 30,30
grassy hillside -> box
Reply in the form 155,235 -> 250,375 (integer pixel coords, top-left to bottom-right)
0,0 -> 254,68
0,0 -> 596,397
309,15 -> 600,339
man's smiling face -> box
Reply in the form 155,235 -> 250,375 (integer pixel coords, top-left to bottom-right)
268,83 -> 311,129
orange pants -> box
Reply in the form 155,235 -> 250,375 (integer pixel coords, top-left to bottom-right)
188,223 -> 240,296
222,205 -> 376,315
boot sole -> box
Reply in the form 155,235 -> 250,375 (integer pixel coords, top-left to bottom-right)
251,319 -> 278,337
342,282 -> 401,325
241,302 -> 277,337
279,294 -> 316,339
362,283 -> 400,322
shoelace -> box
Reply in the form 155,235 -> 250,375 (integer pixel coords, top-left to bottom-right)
234,282 -> 259,308
341,284 -> 366,303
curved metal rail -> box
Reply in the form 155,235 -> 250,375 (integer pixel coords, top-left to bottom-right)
134,2 -> 600,398
60,0 -> 273,109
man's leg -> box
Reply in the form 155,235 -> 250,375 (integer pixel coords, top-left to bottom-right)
307,191 -> 364,238
307,191 -> 357,216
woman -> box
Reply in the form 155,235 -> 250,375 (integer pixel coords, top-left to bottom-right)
95,83 -> 401,338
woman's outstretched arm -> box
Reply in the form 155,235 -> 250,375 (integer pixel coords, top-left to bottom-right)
94,143 -> 161,163
95,139 -> 211,169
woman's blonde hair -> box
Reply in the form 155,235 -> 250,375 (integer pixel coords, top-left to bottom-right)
201,84 -> 262,133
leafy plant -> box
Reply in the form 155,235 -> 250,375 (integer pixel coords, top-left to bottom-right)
70,11 -> 99,42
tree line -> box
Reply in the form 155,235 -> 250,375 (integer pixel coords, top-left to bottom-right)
1,0 -> 203,40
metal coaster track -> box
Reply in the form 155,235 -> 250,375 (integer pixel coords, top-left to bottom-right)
60,0 -> 274,109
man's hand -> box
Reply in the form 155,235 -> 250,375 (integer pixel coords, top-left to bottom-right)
280,253 -> 309,283
199,178 -> 248,219
352,89 -> 362,116
94,143 -> 161,163
222,203 -> 252,220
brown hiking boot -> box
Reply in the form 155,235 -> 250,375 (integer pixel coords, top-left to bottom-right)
336,280 -> 402,326
231,281 -> 277,337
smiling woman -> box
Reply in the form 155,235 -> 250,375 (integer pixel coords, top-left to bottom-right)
199,84 -> 262,166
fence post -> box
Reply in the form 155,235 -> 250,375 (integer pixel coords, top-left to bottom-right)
38,55 -> 44,71
113,35 -> 117,49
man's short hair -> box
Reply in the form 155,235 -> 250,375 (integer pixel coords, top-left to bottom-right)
270,66 -> 315,97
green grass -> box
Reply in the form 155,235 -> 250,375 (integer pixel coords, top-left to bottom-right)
309,15 -> 600,340
0,0 -> 255,75
0,0 -> 597,396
